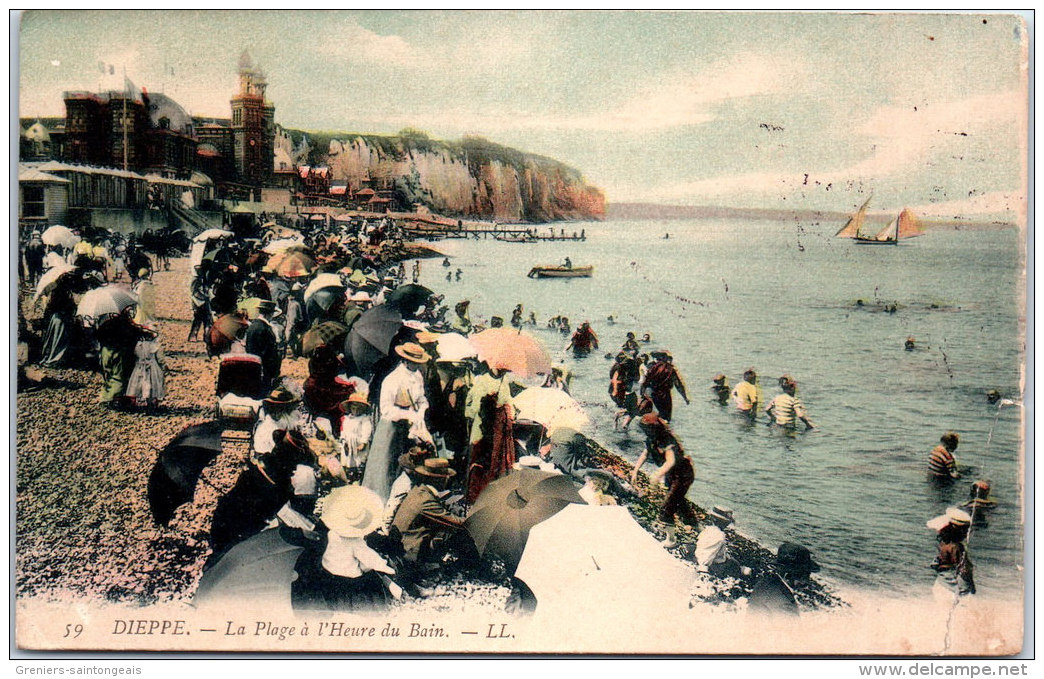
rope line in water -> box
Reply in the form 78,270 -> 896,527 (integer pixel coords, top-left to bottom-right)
941,401 -> 1011,653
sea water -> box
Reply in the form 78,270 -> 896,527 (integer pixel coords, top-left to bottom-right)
415,217 -> 1025,600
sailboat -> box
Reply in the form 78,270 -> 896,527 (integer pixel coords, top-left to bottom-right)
836,198 -> 925,245
835,196 -> 872,238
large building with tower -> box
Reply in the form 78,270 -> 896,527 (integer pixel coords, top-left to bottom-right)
22,51 -> 279,196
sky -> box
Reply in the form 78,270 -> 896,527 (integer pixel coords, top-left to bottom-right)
16,10 -> 1029,220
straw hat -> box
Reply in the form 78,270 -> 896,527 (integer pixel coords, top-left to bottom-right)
414,457 -> 456,479
263,387 -> 298,407
341,391 -> 369,409
945,507 -> 972,526
415,330 -> 439,345
394,342 -> 431,363
398,447 -> 434,472
927,506 -> 973,531
321,485 -> 384,538
712,373 -> 727,384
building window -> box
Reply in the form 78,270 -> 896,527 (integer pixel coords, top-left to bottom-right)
22,185 -> 45,217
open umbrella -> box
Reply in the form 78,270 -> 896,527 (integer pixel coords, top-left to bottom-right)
146,421 -> 226,526
301,321 -> 349,357
514,504 -> 694,618
262,238 -> 304,254
212,313 -> 249,342
264,246 -> 309,271
307,288 -> 344,316
263,225 -> 304,240
303,273 -> 345,305
384,284 -> 435,318
32,263 -> 77,304
469,328 -> 552,378
435,332 -> 478,363
41,224 -> 79,249
76,285 -> 138,320
192,528 -> 303,614
273,250 -> 316,279
347,269 -> 372,288
464,468 -> 584,572
192,228 -> 234,243
513,387 -> 590,436
345,304 -> 403,378
236,297 -> 269,320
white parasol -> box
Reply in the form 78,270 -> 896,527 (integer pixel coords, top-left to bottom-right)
41,225 -> 79,249
515,504 -> 694,620
193,229 -> 234,243
32,263 -> 77,304
303,272 -> 345,304
76,285 -> 138,321
434,332 -> 478,363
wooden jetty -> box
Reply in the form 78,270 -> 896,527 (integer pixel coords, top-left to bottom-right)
401,220 -> 587,243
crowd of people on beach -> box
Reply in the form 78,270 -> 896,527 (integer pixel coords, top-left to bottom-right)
18,227 -> 178,409
17,213 -> 1009,616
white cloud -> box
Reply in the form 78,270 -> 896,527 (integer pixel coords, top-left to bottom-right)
354,51 -> 801,134
321,24 -> 418,66
909,191 -> 1026,221
630,89 -> 1026,209
844,89 -> 1026,179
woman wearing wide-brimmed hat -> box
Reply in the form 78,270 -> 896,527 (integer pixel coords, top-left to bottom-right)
292,485 -> 396,612
209,429 -> 318,567
362,342 -> 434,502
303,344 -> 354,427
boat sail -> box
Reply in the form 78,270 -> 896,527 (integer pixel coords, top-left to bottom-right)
859,208 -> 924,244
836,198 -> 925,244
835,196 -> 873,238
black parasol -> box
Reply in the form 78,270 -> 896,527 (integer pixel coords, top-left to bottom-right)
464,468 -> 584,573
383,284 -> 434,319
344,304 -> 403,379
146,421 -> 226,526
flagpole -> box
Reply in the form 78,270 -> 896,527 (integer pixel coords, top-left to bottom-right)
122,67 -> 128,172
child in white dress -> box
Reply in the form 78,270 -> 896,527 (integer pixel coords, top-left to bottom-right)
126,332 -> 167,409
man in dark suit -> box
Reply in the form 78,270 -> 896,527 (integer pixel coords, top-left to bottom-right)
245,299 -> 283,391
391,458 -> 467,564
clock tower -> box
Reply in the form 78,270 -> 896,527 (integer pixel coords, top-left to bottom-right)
230,50 -> 274,186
